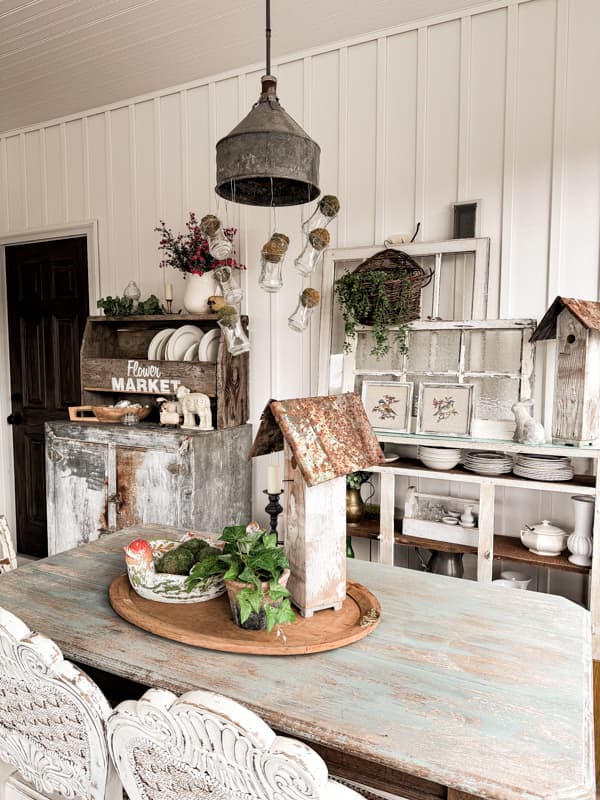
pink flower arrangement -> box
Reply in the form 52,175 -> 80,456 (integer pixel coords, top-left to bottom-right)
155,212 -> 245,276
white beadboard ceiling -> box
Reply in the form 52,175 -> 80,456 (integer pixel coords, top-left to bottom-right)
1,0 -> 489,133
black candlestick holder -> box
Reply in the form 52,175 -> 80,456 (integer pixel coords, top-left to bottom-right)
263,489 -> 284,544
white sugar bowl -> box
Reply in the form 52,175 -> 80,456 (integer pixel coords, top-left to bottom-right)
520,520 -> 568,557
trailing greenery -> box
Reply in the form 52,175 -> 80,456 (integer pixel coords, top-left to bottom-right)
334,270 -> 409,359
97,294 -> 165,316
185,524 -> 295,632
346,470 -> 371,490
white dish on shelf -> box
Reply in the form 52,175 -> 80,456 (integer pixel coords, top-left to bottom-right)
182,342 -> 199,361
461,521 -> 476,528
165,325 -> 204,361
384,454 -> 400,463
148,328 -> 176,360
442,517 -> 458,525
198,329 -> 220,363
463,450 -> 513,476
418,446 -> 461,470
500,570 -> 531,589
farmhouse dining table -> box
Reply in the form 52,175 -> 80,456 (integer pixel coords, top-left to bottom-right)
0,524 -> 594,800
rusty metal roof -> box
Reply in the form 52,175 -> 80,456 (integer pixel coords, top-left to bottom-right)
248,393 -> 385,486
531,297 -> 600,341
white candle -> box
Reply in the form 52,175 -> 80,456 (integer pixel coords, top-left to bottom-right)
267,464 -> 280,494
165,282 -> 173,300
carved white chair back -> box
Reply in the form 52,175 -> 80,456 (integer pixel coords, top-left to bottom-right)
0,606 -> 122,800
0,517 -> 17,573
107,687 -> 363,800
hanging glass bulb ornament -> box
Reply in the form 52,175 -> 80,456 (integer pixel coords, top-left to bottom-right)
258,237 -> 284,293
217,305 -> 250,356
301,195 -> 340,234
200,214 -> 233,260
294,228 -> 330,277
288,288 -> 320,332
213,265 -> 243,306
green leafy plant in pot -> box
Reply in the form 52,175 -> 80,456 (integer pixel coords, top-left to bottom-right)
185,522 -> 295,632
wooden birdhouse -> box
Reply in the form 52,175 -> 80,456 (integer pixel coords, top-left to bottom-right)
531,297 -> 600,445
249,394 -> 384,617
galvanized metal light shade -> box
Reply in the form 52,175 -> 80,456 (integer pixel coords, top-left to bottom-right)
215,75 -> 320,207
215,2 -> 320,207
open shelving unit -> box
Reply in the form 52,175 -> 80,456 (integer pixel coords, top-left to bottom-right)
350,433 -> 599,591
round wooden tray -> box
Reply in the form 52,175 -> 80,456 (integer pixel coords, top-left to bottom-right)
109,573 -> 381,655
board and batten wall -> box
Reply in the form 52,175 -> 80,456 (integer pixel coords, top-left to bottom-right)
0,0 -> 599,578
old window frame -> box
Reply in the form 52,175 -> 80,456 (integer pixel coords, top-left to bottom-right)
317,238 -> 490,395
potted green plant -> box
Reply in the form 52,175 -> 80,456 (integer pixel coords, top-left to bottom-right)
185,523 -> 295,632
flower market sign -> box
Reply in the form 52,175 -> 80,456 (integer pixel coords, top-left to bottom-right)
111,361 -> 182,394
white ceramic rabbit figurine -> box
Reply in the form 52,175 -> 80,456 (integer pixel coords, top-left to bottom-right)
512,400 -> 546,444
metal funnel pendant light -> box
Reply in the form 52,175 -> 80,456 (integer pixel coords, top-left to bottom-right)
215,0 -> 320,207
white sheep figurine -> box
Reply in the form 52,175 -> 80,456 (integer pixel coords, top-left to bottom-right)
512,400 -> 546,445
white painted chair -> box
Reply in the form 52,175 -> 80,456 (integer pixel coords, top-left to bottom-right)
0,517 -> 17,574
107,687 -> 364,800
0,606 -> 122,800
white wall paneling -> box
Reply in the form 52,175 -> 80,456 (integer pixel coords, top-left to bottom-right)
0,0 -> 599,540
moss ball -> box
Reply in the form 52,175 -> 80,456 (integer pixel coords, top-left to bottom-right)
200,214 -> 221,236
155,547 -> 195,575
319,195 -> 340,217
309,228 -> 330,250
261,239 -> 282,263
301,288 -> 320,308
270,233 -> 290,254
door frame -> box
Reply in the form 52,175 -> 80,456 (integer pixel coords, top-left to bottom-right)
0,220 -> 100,545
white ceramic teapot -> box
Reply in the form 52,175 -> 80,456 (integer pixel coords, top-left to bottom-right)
520,520 -> 568,557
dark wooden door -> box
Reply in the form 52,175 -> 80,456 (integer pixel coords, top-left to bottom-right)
6,237 -> 89,556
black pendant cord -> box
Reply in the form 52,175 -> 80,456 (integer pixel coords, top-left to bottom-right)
265,0 -> 271,75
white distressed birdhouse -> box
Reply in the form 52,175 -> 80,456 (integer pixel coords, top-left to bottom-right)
532,297 -> 600,445
249,394 -> 385,617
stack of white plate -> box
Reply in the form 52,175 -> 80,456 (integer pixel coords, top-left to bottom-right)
418,446 -> 461,471
512,454 -> 574,482
463,451 -> 513,475
147,326 -> 220,363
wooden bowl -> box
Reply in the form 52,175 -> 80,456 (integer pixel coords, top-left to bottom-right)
92,405 -> 152,423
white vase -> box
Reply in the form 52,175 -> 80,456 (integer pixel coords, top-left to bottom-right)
183,273 -> 215,313
567,495 -> 595,567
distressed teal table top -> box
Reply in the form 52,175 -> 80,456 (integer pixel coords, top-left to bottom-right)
0,525 -> 594,800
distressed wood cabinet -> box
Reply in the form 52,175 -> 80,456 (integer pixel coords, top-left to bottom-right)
45,421 -> 252,554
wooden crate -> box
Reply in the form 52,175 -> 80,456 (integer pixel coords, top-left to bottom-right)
79,314 -> 249,429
